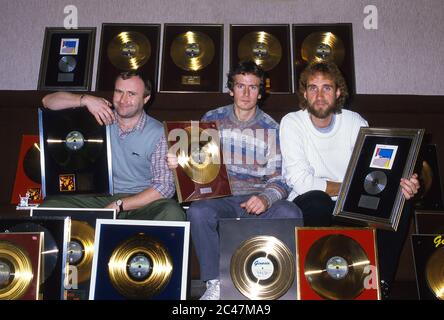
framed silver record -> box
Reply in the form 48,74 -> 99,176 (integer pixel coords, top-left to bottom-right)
333,127 -> 424,231
38,107 -> 113,198
38,27 -> 95,91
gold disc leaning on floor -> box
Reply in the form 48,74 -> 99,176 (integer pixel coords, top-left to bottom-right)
230,235 -> 295,300
108,233 -> 173,299
0,240 -> 34,300
304,234 -> 370,300
67,220 -> 95,284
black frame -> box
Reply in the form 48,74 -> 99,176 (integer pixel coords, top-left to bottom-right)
160,24 -> 223,93
38,27 -> 96,91
96,23 -> 160,92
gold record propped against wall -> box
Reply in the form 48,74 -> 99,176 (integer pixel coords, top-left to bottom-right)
68,220 -> 95,284
170,31 -> 215,71
230,235 -> 295,300
108,233 -> 173,299
0,241 -> 35,300
303,234 -> 370,300
107,31 -> 151,71
301,31 -> 345,66
237,31 -> 282,71
425,246 -> 444,300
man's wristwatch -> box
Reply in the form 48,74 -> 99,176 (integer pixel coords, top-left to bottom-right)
116,199 -> 124,212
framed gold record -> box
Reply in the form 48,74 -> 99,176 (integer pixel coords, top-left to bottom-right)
38,27 -> 95,91
296,227 -> 380,300
412,234 -> 444,300
0,232 -> 43,300
164,121 -> 232,203
293,24 -> 356,105
96,24 -> 160,92
160,24 -> 223,92
230,24 -> 292,93
89,219 -> 190,300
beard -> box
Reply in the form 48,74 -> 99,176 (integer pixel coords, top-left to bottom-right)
306,99 -> 340,119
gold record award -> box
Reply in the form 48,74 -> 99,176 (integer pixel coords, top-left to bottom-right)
107,31 -> 151,71
425,246 -> 444,300
230,235 -> 295,300
108,233 -> 173,299
0,241 -> 35,300
304,234 -> 370,300
67,220 -> 95,284
237,31 -> 282,71
170,31 -> 215,71
301,31 -> 345,66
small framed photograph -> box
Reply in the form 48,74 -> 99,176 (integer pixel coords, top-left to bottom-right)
38,27 -> 96,91
333,127 -> 424,231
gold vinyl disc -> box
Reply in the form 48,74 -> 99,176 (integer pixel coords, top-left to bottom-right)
301,32 -> 345,66
0,241 -> 34,300
425,246 -> 444,300
177,126 -> 221,184
170,31 -> 215,71
238,31 -> 282,71
230,235 -> 295,300
107,31 -> 151,71
304,234 -> 370,300
67,220 -> 95,284
108,233 -> 173,299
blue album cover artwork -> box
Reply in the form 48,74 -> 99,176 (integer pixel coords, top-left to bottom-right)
92,224 -> 186,300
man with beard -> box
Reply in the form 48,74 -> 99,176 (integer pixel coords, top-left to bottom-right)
279,61 -> 419,298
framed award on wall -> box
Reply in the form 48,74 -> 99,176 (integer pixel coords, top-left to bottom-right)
160,24 -> 223,92
333,127 -> 424,231
230,24 -> 292,93
38,27 -> 95,91
96,23 -> 160,92
293,23 -> 355,105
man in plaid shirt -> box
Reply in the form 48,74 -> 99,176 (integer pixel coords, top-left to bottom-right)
41,71 -> 185,221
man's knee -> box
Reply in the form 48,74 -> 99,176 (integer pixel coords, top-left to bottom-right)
270,200 -> 303,219
187,200 -> 216,222
152,199 -> 186,221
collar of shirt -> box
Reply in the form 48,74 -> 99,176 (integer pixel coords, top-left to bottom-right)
116,111 -> 147,138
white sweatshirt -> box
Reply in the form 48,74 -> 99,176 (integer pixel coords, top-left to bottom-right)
280,109 -> 368,201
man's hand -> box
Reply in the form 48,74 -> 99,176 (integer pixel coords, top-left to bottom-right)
82,95 -> 115,126
105,200 -> 121,213
240,195 -> 268,215
400,173 -> 420,200
166,152 -> 179,169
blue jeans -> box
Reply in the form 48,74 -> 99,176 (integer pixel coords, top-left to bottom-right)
187,195 -> 303,281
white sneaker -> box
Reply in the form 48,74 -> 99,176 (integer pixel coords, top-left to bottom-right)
199,279 -> 220,300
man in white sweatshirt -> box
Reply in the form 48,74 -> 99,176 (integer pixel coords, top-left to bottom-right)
280,61 -> 419,298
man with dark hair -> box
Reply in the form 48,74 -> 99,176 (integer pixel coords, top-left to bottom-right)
280,61 -> 420,298
40,71 -> 185,221
167,61 -> 302,300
